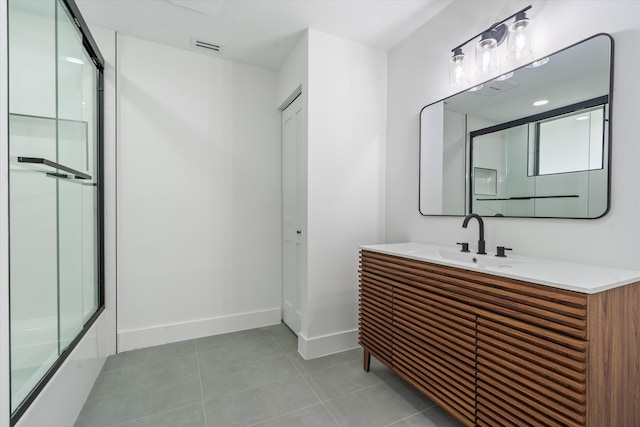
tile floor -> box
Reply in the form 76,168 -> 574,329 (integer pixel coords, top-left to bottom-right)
75,324 -> 464,427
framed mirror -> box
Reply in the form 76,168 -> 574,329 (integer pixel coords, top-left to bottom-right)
419,33 -> 613,218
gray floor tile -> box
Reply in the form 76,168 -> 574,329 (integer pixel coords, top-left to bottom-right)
385,378 -> 437,411
249,403 -> 339,427
286,347 -> 362,374
102,340 -> 196,372
386,405 -> 466,427
200,354 -> 300,400
264,323 -> 296,338
75,328 -> 460,427
114,403 -> 206,427
304,358 -> 396,401
274,331 -> 298,353
323,379 -> 435,427
196,327 -> 273,352
75,374 -> 202,427
203,376 -> 320,427
89,353 -> 198,400
198,337 -> 284,372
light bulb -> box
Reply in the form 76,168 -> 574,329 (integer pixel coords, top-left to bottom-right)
507,12 -> 532,61
475,32 -> 498,75
449,48 -> 467,87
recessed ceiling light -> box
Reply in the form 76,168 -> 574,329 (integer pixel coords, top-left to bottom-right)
495,72 -> 514,82
526,57 -> 550,68
533,99 -> 548,106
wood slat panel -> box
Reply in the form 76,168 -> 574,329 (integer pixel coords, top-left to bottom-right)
361,251 -> 587,306
477,356 -> 586,404
392,282 -> 477,323
358,337 -> 392,367
478,329 -> 585,381
477,405 -> 515,427
478,379 -> 584,427
478,369 -> 586,425
393,330 -> 476,390
477,314 -> 587,358
393,356 -> 476,423
361,252 -> 588,338
477,400 -> 532,427
394,369 -> 476,427
362,251 -> 586,307
393,352 -> 475,410
586,284 -> 640,426
393,287 -> 476,330
478,346 -> 585,392
393,315 -> 475,362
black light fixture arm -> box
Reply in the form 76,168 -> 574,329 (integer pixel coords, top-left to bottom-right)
451,5 -> 532,53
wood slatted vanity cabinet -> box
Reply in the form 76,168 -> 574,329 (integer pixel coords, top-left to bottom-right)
359,248 -> 640,427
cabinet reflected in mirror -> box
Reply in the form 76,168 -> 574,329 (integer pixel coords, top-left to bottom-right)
419,34 -> 613,218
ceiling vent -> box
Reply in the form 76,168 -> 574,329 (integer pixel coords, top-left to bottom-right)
190,37 -> 224,55
471,79 -> 518,97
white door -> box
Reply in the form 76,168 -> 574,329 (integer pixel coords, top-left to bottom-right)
282,95 -> 302,334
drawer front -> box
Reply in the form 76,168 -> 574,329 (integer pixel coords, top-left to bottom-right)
477,316 -> 587,427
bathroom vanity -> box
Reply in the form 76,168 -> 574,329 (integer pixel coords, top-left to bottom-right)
358,243 -> 640,427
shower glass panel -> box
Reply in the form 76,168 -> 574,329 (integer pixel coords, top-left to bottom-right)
8,0 -> 103,418
8,0 -> 59,412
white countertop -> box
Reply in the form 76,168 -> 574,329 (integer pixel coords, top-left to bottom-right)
360,242 -> 640,294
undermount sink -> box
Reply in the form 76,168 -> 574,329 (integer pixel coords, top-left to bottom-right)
413,249 -> 520,268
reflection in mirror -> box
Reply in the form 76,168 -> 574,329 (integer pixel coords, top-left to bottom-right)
419,34 -> 613,218
470,97 -> 608,218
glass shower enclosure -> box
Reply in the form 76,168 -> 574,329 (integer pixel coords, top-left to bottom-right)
7,0 -> 104,421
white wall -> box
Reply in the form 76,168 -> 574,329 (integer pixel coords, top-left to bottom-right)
302,29 -> 387,357
387,0 -> 640,268
276,29 -> 387,358
116,34 -> 282,350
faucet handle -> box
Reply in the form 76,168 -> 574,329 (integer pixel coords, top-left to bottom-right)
456,242 -> 470,253
496,246 -> 512,257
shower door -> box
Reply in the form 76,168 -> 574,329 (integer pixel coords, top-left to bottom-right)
7,0 -> 104,420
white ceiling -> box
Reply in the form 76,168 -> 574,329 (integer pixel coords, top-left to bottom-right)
75,0 -> 453,70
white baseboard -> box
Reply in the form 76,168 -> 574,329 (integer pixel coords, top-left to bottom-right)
117,308 -> 281,352
298,329 -> 359,360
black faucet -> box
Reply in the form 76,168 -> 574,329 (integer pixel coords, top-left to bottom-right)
462,213 -> 486,255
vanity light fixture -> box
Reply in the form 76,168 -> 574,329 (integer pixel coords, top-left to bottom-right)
468,84 -> 484,92
449,5 -> 533,86
450,47 -> 467,87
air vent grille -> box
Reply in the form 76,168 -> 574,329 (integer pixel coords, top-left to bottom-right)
470,79 -> 518,97
190,37 -> 223,54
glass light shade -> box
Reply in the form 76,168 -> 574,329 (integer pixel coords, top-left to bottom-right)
449,48 -> 467,87
507,13 -> 532,61
475,32 -> 498,75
